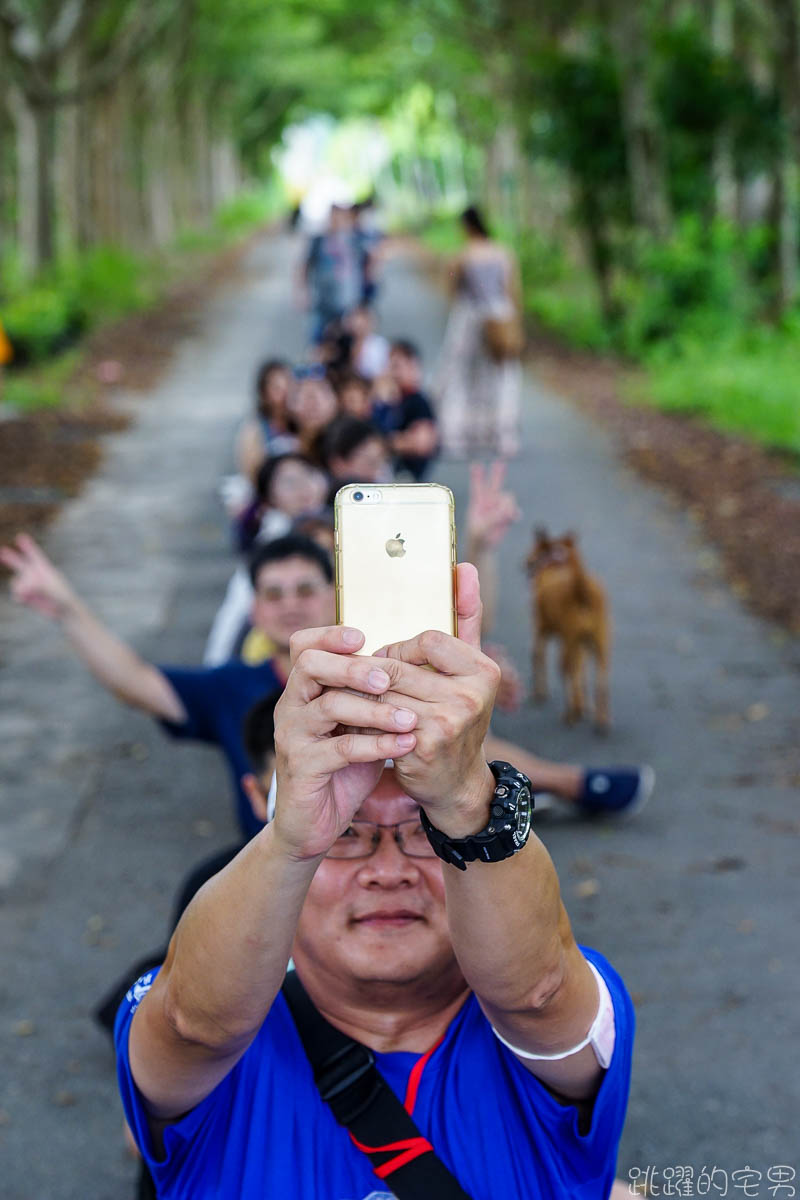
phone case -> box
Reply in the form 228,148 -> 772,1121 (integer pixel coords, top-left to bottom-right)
334,483 -> 457,654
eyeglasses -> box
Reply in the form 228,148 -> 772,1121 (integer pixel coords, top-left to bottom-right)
326,818 -> 436,860
256,581 -> 325,603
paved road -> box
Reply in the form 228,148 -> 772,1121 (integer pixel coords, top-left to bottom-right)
1,232 -> 798,1198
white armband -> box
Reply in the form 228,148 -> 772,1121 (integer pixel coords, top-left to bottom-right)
491,960 -> 616,1069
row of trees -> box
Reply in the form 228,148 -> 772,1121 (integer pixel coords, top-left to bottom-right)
0,0 -> 296,273
3,0 -> 800,316
385,0 -> 800,317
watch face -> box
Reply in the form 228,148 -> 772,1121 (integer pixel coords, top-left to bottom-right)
513,786 -> 532,847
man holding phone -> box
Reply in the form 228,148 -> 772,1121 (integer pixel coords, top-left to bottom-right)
116,564 -> 633,1199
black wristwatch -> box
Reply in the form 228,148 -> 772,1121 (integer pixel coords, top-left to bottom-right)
420,760 -> 534,871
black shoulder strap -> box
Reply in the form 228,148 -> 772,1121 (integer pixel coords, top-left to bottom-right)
282,971 -> 472,1200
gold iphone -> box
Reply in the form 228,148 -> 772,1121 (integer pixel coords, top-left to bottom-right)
334,483 -> 457,654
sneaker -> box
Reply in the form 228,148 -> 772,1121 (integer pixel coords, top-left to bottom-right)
577,765 -> 655,818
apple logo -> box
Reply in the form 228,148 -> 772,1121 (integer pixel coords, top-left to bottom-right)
385,532 -> 406,558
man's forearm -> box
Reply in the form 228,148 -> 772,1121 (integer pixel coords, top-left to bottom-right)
130,826 -> 320,1117
438,783 -> 597,1054
61,597 -> 184,721
444,831 -> 567,1015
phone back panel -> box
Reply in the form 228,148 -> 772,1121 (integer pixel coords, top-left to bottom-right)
335,483 -> 457,654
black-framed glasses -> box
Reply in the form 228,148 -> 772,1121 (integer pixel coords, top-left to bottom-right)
326,818 -> 436,860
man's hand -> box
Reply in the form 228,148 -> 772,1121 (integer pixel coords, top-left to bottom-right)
377,563 -> 500,834
466,462 -> 520,552
0,533 -> 78,620
271,625 -> 420,861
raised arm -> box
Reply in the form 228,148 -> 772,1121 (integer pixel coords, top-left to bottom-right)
0,533 -> 185,722
380,564 -> 603,1102
128,625 -> 421,1119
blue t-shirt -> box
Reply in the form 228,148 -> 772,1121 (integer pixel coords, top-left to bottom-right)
116,948 -> 633,1200
158,659 -> 283,839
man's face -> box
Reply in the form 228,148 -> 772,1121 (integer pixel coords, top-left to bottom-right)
251,556 -> 334,651
292,769 -> 460,990
389,350 -> 421,393
333,436 -> 389,483
269,459 -> 327,518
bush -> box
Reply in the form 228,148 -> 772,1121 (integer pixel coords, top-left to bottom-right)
68,248 -> 156,324
615,217 -> 758,356
631,324 -> 800,454
215,188 -> 280,233
0,286 -> 82,364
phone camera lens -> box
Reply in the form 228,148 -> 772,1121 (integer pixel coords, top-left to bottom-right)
353,491 -> 364,502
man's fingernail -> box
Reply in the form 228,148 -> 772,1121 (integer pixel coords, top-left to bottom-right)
393,708 -> 415,728
368,668 -> 390,690
373,645 -> 388,657
342,628 -> 362,646
396,733 -> 415,749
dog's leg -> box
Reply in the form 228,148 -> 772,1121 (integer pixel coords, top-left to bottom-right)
593,641 -> 611,734
574,645 -> 587,722
561,642 -> 582,724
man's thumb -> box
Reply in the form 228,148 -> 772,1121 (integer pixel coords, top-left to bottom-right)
455,562 -> 482,649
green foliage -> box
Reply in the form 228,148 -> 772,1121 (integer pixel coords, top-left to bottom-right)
631,325 -> 800,454
2,352 -> 84,412
419,213 -> 463,254
0,194 -> 279,405
214,184 -> 286,233
615,218 -> 759,355
69,248 -> 158,323
0,249 -> 155,363
529,46 -> 629,228
655,19 -> 780,216
524,280 -> 612,352
1,287 -> 79,363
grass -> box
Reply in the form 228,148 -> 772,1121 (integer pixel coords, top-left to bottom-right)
633,329 -> 800,455
2,350 -> 87,413
0,184 -> 284,414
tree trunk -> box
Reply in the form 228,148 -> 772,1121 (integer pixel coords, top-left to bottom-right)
8,85 -> 39,273
711,0 -> 737,222
142,65 -> 175,246
0,85 -> 14,263
575,179 -> 617,325
32,99 -> 56,265
770,0 -> 800,309
610,2 -> 672,240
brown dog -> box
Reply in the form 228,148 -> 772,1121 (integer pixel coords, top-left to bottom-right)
525,528 -> 611,731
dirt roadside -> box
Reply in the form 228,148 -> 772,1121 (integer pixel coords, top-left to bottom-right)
528,337 -> 800,634
0,234 -> 258,550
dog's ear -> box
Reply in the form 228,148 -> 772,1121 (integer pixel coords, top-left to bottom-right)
533,525 -> 550,548
562,531 -> 577,547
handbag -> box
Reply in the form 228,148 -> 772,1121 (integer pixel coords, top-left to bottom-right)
483,311 -> 524,361
282,971 -> 472,1199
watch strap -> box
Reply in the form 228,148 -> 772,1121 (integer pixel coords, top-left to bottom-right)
420,761 -> 533,871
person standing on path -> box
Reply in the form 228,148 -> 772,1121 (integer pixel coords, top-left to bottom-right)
436,205 -> 522,459
301,205 -> 364,344
0,533 -> 334,839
